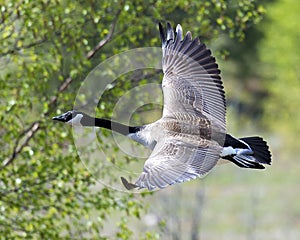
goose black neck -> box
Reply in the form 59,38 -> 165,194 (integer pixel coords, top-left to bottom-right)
81,116 -> 142,135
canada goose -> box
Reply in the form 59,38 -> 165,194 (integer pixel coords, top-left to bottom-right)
53,22 -> 271,191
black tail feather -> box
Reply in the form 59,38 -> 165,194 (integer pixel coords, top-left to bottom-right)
223,135 -> 272,170
229,155 -> 265,169
240,137 -> 272,165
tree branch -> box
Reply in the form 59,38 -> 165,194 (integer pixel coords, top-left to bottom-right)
0,38 -> 47,57
1,6 -> 124,169
85,5 -> 122,60
1,122 -> 40,169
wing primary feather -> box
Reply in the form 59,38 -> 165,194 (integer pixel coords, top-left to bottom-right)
185,31 -> 192,41
176,31 -> 192,53
192,49 -> 212,62
159,22 -> 166,47
166,22 -> 174,41
182,40 -> 198,55
173,24 -> 183,49
188,44 -> 207,59
121,177 -> 138,190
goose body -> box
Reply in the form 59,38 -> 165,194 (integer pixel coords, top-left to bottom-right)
53,22 -> 271,190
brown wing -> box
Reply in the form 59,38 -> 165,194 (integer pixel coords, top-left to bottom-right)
160,22 -> 226,128
122,135 -> 222,190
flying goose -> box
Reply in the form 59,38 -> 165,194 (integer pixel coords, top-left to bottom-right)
53,22 -> 271,191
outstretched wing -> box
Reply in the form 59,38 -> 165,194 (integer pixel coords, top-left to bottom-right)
159,22 -> 226,127
122,135 -> 222,190
121,23 -> 227,191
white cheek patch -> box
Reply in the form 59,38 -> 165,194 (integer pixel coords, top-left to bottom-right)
66,114 -> 83,126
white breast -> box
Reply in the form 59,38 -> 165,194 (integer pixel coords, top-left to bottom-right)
127,123 -> 160,150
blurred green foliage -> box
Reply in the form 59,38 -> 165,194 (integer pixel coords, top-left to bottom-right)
0,0 -> 279,238
259,0 -> 300,150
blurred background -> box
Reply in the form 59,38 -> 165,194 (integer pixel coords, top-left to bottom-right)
1,0 -> 299,239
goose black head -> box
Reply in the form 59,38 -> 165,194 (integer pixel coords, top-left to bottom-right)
52,110 -> 86,126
